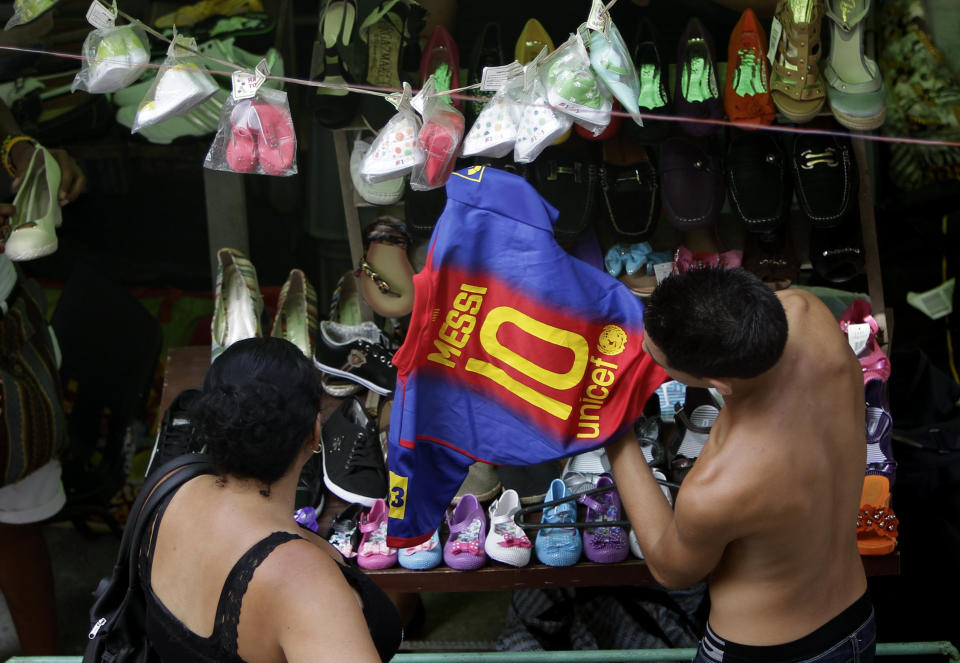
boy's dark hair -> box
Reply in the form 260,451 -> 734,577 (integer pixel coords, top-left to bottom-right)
191,337 -> 320,488
644,268 -> 788,379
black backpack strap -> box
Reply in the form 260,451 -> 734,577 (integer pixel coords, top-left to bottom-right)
88,454 -> 214,637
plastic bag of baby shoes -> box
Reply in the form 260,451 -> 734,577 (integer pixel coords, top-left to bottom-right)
462,74 -> 523,158
72,24 -> 150,94
513,49 -> 574,164
410,75 -> 465,191
5,0 -> 60,29
542,32 -> 612,136
133,35 -> 219,133
361,83 -> 425,184
205,65 -> 298,176
588,17 -> 642,125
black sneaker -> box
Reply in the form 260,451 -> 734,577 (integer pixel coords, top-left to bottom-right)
296,453 -> 325,511
145,388 -> 204,480
791,133 -> 857,229
327,502 -> 365,562
321,396 -> 388,506
313,320 -> 397,396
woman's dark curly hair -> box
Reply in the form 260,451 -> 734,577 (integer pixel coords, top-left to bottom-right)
191,337 -> 321,489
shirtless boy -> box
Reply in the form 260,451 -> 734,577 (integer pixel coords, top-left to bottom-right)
608,268 -> 875,663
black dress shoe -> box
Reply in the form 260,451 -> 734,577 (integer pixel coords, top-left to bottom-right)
528,146 -> 601,244
791,133 -> 857,229
726,131 -> 790,233
599,157 -> 658,243
809,208 -> 865,283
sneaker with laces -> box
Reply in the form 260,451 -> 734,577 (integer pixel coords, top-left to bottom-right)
327,502 -> 364,561
145,388 -> 203,480
484,489 -> 532,567
399,529 -> 443,570
357,498 -> 397,569
313,320 -> 397,395
581,475 -> 629,564
321,396 -> 387,507
443,493 -> 488,570
534,479 -> 582,567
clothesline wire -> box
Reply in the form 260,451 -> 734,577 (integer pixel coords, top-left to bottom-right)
1,42 -> 959,149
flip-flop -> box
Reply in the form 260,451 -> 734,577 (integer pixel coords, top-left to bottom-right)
5,145 -> 62,262
857,474 -> 898,555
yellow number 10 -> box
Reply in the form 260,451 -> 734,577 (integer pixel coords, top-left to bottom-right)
464,306 -> 588,420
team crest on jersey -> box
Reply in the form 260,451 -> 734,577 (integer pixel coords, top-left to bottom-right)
596,325 -> 627,356
453,165 -> 485,183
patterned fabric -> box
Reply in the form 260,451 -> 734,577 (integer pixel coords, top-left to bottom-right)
0,276 -> 65,487
879,0 -> 960,190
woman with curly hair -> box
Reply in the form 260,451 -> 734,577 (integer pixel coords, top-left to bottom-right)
140,336 -> 401,663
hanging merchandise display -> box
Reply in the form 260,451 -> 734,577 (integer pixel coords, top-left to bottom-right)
822,0 -> 886,130
383,165 -> 668,548
542,33 -> 612,136
410,76 -> 465,191
513,49 -> 574,165
4,0 -> 60,30
360,83 -> 425,184
132,35 -> 219,133
72,24 -> 151,94
462,75 -> 522,159
205,62 -> 297,176
586,4 -> 643,127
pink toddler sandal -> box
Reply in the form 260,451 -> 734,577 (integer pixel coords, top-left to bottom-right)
225,100 -> 258,173
253,100 -> 296,175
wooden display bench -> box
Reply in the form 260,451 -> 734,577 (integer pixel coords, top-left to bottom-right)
160,346 -> 901,592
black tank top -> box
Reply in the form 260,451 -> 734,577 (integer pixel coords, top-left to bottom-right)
140,493 -> 402,663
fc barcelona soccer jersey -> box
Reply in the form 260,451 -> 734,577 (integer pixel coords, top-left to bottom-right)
386,166 -> 667,547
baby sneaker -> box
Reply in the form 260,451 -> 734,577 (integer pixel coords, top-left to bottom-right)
443,493 -> 487,570
484,488 -> 532,567
581,475 -> 629,564
399,530 -> 442,570
357,498 -> 397,569
534,478 -> 582,567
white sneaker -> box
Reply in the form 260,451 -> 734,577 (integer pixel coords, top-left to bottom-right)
484,489 -> 532,567
80,26 -> 149,94
134,58 -> 219,130
562,448 -> 610,494
350,137 -> 405,205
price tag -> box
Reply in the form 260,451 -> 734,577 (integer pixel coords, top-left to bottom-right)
230,59 -> 270,100
845,322 -> 871,356
586,0 -> 608,33
767,17 -> 783,65
480,62 -> 523,92
523,46 -> 548,90
86,0 -> 117,28
653,262 -> 674,284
